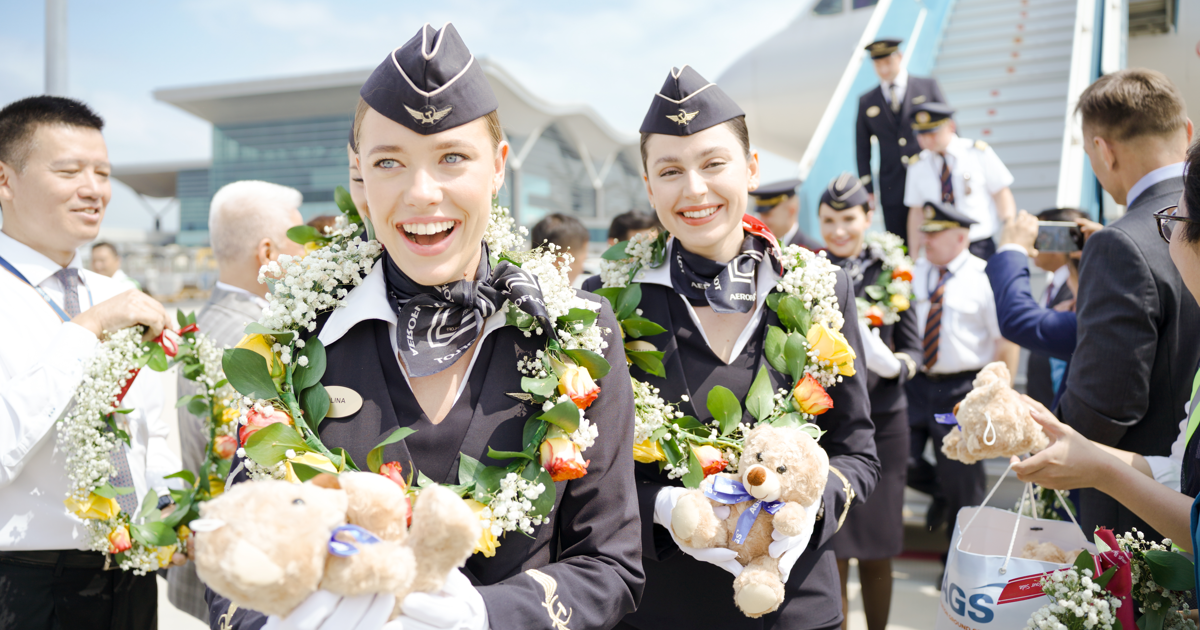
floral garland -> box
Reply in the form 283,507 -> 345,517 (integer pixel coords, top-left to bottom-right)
1026,560 -> 1123,630
1115,529 -> 1196,630
597,218 -> 855,487
856,231 -> 914,328
58,319 -> 226,574
225,186 -> 612,556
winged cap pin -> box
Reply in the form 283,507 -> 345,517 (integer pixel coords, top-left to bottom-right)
666,109 -> 700,126
405,103 -> 453,126
924,206 -> 936,220
915,111 -> 931,124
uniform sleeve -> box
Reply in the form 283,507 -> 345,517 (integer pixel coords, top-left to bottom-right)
478,298 -> 644,630
811,269 -> 880,548
1060,227 -> 1159,445
984,250 -> 1077,359
0,321 -> 99,488
856,96 -> 874,193
903,160 -> 925,208
983,146 -> 1014,193
205,588 -> 267,630
930,78 -> 947,105
893,306 -> 924,384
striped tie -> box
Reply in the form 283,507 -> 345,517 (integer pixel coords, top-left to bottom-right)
56,268 -> 140,513
940,155 -> 955,206
890,84 -> 900,113
923,266 -> 951,369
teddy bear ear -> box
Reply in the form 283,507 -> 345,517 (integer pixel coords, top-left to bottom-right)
309,473 -> 342,490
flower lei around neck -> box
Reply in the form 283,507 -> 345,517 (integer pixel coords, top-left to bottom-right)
60,316 -> 232,573
598,216 -> 855,488
855,232 -> 914,329
222,186 -> 612,556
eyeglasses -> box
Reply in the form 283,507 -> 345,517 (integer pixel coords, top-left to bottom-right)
1154,205 -> 1200,243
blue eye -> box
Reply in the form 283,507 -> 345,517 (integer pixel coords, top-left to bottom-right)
375,159 -> 400,169
444,153 -> 466,164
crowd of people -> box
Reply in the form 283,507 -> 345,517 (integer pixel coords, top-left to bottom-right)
0,20 -> 1197,630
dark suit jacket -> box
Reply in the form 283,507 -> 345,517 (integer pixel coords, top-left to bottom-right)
788,225 -> 824,252
586,266 -> 879,629
1060,175 -> 1200,536
855,76 -> 946,210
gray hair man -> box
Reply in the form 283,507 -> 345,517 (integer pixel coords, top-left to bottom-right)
167,180 -> 305,620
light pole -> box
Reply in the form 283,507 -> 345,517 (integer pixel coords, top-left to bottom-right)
45,0 -> 68,95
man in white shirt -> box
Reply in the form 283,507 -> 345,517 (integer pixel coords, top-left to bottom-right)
167,180 -> 304,620
0,96 -> 176,629
89,242 -> 141,291
904,103 -> 1016,260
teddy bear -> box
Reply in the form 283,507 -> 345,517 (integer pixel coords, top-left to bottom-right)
192,471 -> 480,620
669,424 -> 829,618
941,362 -> 1049,465
1019,540 -> 1082,564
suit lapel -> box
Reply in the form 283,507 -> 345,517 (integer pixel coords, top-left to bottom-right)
875,86 -> 898,126
899,79 -> 916,126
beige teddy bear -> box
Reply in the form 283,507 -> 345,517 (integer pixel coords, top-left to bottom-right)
941,362 -> 1049,465
1019,540 -> 1082,564
669,424 -> 829,618
192,471 -> 479,620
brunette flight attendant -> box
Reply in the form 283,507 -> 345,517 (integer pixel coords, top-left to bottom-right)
817,174 -> 921,630
207,23 -> 643,630
586,67 -> 878,630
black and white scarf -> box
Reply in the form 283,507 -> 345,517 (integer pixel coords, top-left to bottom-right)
669,234 -> 768,314
830,249 -> 873,285
383,247 -> 551,377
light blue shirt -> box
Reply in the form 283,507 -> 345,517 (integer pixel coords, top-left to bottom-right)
1125,162 -> 1185,208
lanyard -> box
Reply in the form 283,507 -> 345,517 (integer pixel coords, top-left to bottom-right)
0,254 -> 92,323
1186,368 -> 1200,448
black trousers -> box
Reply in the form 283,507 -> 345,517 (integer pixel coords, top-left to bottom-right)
0,551 -> 157,630
906,371 -> 987,539
968,238 -> 996,260
881,202 -> 909,246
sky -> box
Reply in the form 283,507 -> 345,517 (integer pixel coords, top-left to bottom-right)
0,1 -> 806,232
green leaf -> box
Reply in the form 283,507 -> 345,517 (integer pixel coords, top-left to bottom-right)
286,225 -> 330,246
613,284 -> 642,320
165,470 -> 196,487
487,447 -> 535,462
766,292 -> 783,311
627,350 -> 666,378
1073,550 -> 1096,574
528,466 -> 556,517
540,401 -> 581,434
772,412 -> 804,429
601,240 -> 630,261
661,435 -> 683,468
93,482 -> 135,498
243,422 -> 308,466
864,285 -> 886,301
671,416 -> 704,431
334,185 -> 358,216
563,349 -> 611,379
130,521 -> 177,547
176,310 -> 189,328
592,286 -> 622,306
522,416 -> 549,450
765,326 -> 788,374
222,348 -> 280,401
416,471 -> 438,489
799,424 -> 825,441
746,366 -> 774,423
329,447 -> 357,472
707,386 -> 742,437
300,383 -> 331,430
1094,564 -> 1118,589
561,308 -> 598,327
292,339 -> 327,392
289,461 -> 329,482
243,323 -> 295,344
621,316 -> 667,339
521,375 -> 559,399
1143,550 -> 1197,591
146,343 -> 169,372
366,427 -> 415,474
784,332 -> 808,383
681,451 -> 705,489
1137,607 -> 1163,630
112,408 -> 134,414
458,453 -> 484,487
175,395 -> 202,409
186,398 -> 210,417
161,497 -> 193,528
777,295 -> 812,334
472,465 -> 507,504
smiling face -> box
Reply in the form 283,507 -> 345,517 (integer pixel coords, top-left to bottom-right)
357,108 -> 506,286
643,123 -> 759,262
0,124 -> 111,265
818,203 -> 872,259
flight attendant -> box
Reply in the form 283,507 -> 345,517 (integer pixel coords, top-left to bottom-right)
207,23 -> 644,630
816,174 -> 921,630
586,66 -> 878,630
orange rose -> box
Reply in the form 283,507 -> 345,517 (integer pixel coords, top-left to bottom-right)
108,525 -> 132,554
892,267 -> 913,282
213,435 -> 237,459
378,462 -> 412,526
692,445 -> 728,477
865,305 -> 885,328
793,374 -> 834,415
557,364 -> 600,410
539,435 -> 589,482
238,406 -> 293,445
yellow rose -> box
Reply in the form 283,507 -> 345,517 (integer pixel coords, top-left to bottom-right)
463,499 -> 500,558
65,492 -> 120,520
208,474 -> 226,497
304,241 -> 322,253
220,406 -> 240,425
890,294 -> 910,312
632,439 -> 666,463
806,323 -> 857,377
557,364 -> 600,410
284,451 -> 338,483
235,334 -> 285,385
156,544 -> 177,568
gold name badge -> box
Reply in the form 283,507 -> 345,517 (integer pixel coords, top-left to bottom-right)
325,386 -> 363,418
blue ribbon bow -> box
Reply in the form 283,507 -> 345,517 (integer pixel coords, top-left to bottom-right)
703,476 -> 784,545
935,413 -> 962,431
328,524 -> 382,557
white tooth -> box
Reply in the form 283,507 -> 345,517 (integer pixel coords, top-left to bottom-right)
402,224 -> 415,234
419,223 -> 431,235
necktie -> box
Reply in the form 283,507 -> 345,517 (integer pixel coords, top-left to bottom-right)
940,155 -> 955,206
923,267 -> 950,370
890,83 -> 900,113
56,268 -> 139,513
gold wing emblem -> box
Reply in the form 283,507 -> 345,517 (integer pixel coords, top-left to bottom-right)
665,109 -> 699,125
912,95 -> 926,104
404,103 -> 454,126
528,569 -> 573,630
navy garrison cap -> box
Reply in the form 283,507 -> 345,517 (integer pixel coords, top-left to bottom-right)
360,23 -> 498,135
912,102 -> 955,133
751,178 -> 801,211
866,39 -> 903,59
820,172 -> 871,211
639,65 -> 744,136
920,202 -> 976,232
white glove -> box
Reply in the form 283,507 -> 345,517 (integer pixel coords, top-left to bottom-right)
858,320 -> 901,379
262,590 -> 395,630
387,569 -> 488,630
768,499 -> 820,584
653,485 -> 742,577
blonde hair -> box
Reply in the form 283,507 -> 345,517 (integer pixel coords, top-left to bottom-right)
351,97 -> 502,153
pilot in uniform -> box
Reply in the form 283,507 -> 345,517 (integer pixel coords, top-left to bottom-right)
749,178 -> 823,251
855,38 -> 946,245
903,103 -> 1016,261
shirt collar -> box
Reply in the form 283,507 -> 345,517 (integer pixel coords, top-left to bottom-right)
886,70 -> 908,92
920,248 -> 972,275
1126,162 -> 1185,208
1050,264 -> 1070,292
780,222 -> 800,247
635,237 -> 779,305
215,281 -> 269,309
0,230 -> 82,287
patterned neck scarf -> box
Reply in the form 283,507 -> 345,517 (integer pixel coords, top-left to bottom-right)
669,234 -> 770,314
829,249 -> 873,286
383,246 -> 551,377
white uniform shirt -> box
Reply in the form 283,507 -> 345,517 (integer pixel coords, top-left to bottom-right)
881,70 -> 908,109
904,135 -> 1014,242
911,249 -> 1001,374
0,231 -> 179,551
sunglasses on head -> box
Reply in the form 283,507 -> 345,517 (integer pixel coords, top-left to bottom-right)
1154,205 -> 1200,243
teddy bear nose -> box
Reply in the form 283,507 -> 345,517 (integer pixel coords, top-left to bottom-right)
746,467 -> 767,487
